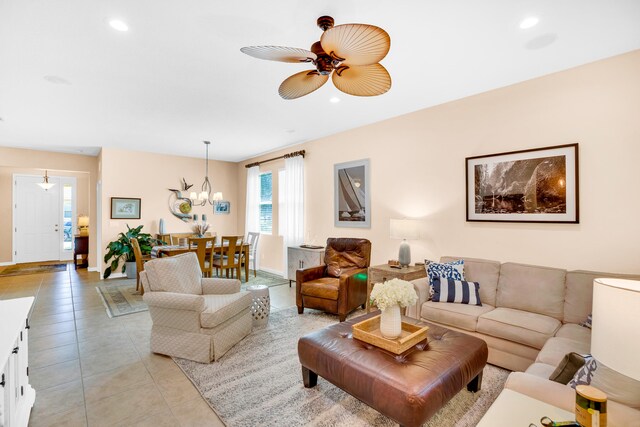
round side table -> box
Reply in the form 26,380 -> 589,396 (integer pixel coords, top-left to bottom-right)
246,284 -> 270,326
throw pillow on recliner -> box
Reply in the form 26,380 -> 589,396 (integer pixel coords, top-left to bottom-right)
549,352 -> 588,385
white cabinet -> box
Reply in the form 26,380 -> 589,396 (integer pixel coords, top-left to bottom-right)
287,246 -> 325,286
1,297 -> 35,427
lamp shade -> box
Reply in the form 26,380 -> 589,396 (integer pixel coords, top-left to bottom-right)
591,278 -> 640,381
77,215 -> 89,227
389,219 -> 420,240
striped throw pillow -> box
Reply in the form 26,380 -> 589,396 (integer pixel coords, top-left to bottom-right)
432,277 -> 482,306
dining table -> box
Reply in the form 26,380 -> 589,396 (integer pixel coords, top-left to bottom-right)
150,242 -> 251,281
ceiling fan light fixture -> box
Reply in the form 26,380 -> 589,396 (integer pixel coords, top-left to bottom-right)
330,97 -> 341,103
519,16 -> 539,29
109,19 -> 129,32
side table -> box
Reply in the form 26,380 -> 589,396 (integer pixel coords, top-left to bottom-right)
476,389 -> 574,427
366,264 -> 426,312
246,284 -> 270,326
73,235 -> 89,269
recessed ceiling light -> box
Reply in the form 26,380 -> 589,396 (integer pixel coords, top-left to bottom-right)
44,75 -> 71,85
329,97 -> 341,104
109,19 -> 129,32
519,17 -> 539,29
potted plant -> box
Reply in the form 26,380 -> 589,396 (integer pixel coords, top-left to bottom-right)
103,224 -> 163,279
370,279 -> 418,339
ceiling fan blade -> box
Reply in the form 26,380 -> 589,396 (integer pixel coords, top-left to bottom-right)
320,24 -> 390,66
332,63 -> 391,97
279,70 -> 329,99
240,46 -> 317,63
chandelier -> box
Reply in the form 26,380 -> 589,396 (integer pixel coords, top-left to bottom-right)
190,141 -> 223,206
37,170 -> 55,191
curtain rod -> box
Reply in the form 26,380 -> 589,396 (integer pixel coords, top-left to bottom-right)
245,150 -> 305,168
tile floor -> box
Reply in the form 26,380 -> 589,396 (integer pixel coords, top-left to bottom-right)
0,266 -> 298,426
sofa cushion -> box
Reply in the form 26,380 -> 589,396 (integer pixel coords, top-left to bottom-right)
477,307 -> 561,349
496,262 -> 566,320
426,259 -> 465,283
144,252 -> 203,295
201,292 -> 252,329
564,270 -> 640,324
432,278 -> 482,306
555,323 -> 591,344
301,277 -> 340,300
536,336 -> 590,367
420,301 -> 494,332
525,362 -> 557,379
441,256 -> 500,307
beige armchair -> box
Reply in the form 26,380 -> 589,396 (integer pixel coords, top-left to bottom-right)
140,252 -> 252,363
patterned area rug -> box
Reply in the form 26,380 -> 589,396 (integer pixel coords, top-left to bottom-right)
96,271 -> 289,318
174,307 -> 510,427
0,263 -> 68,277
96,280 -> 146,318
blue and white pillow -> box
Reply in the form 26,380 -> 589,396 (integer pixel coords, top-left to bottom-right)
568,355 -> 597,388
432,277 -> 482,306
426,259 -> 465,283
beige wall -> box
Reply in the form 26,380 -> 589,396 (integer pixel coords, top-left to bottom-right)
99,148 -> 239,276
238,50 -> 640,275
0,147 -> 99,267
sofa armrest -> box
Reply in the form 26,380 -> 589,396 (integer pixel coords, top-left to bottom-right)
406,277 -> 430,319
201,278 -> 241,295
143,292 -> 205,312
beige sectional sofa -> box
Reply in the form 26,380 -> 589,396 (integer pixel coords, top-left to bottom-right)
406,256 -> 640,426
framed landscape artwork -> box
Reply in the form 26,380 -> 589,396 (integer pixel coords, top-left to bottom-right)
214,201 -> 230,215
334,159 -> 371,228
466,144 -> 579,223
110,197 -> 141,219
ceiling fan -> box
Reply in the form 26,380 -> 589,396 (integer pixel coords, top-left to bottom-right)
240,16 -> 391,100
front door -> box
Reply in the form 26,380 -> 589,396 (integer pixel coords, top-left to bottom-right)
14,175 -> 61,263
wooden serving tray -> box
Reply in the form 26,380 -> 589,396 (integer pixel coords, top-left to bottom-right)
352,315 -> 429,354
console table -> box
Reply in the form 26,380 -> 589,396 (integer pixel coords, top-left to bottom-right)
287,246 -> 325,287
73,235 -> 89,269
0,297 -> 36,427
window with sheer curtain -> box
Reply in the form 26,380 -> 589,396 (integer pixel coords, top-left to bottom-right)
259,172 -> 272,234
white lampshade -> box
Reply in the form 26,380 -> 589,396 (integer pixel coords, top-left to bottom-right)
213,191 -> 223,201
77,215 -> 89,227
390,219 -> 420,240
189,191 -> 198,200
591,278 -> 640,381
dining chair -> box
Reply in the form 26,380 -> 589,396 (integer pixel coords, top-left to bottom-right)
188,236 -> 216,278
213,235 -> 244,281
170,233 -> 195,245
131,238 -> 152,295
245,232 -> 260,277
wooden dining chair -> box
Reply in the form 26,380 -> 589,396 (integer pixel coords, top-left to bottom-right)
170,233 -> 195,245
131,238 -> 152,295
213,235 -> 244,281
187,236 -> 216,277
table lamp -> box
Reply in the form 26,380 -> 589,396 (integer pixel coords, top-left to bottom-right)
77,215 -> 89,236
389,219 -> 420,267
591,278 -> 640,381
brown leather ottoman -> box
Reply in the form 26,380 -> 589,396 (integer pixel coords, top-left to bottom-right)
297,312 -> 488,427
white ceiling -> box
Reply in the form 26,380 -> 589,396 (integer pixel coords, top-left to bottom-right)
1,1 -> 639,162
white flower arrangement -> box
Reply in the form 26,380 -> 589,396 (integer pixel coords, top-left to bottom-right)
369,278 -> 418,311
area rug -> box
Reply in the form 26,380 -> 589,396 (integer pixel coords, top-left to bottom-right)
174,307 -> 510,427
0,263 -> 68,277
96,280 -> 146,318
96,270 -> 289,318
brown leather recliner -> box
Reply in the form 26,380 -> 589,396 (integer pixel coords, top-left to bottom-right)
296,238 -> 371,322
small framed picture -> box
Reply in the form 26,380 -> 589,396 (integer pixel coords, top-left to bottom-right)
214,201 -> 230,215
334,159 -> 371,228
111,197 -> 141,219
466,143 -> 579,223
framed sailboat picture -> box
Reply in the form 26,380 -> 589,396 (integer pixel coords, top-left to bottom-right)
334,159 -> 371,228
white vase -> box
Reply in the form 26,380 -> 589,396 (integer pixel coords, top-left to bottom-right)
380,304 -> 402,339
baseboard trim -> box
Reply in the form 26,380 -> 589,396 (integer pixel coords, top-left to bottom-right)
88,267 -> 99,272
0,262 -> 16,267
260,267 -> 285,278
